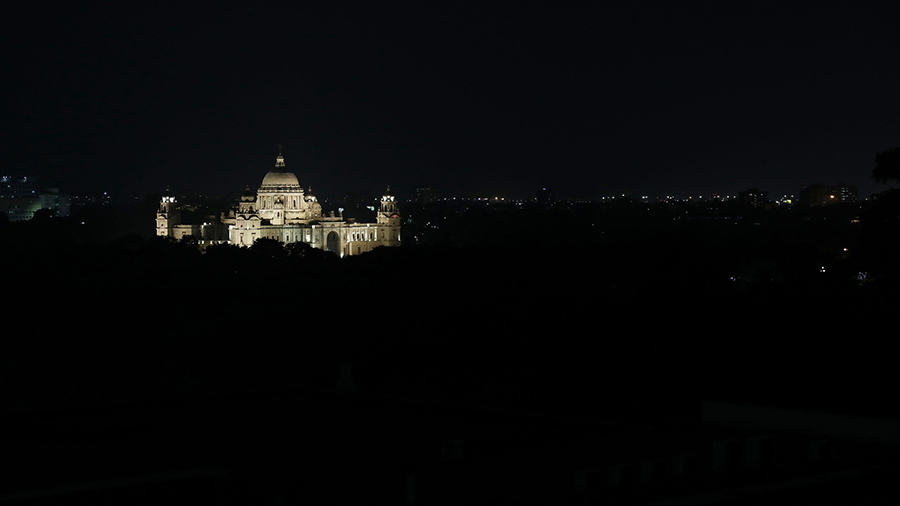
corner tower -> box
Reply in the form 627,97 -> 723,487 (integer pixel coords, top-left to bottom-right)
377,186 -> 401,245
156,189 -> 180,237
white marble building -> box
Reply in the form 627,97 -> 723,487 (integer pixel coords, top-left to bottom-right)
157,154 -> 401,256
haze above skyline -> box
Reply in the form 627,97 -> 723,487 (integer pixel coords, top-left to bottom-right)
3,2 -> 899,200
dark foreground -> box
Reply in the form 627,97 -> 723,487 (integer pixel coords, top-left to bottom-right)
2,196 -> 900,504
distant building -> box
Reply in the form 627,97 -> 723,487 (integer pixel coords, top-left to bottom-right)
0,175 -> 71,221
737,188 -> 769,208
157,153 -> 401,256
415,187 -> 435,205
799,183 -> 858,207
40,188 -> 71,218
830,183 -> 859,203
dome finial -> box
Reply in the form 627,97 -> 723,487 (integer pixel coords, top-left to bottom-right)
275,146 -> 285,168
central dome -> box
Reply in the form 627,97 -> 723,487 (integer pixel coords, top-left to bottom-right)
262,170 -> 299,186
261,154 -> 300,187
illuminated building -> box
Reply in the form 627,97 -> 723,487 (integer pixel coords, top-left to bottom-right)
157,153 -> 401,256
0,175 -> 71,221
799,183 -> 858,207
415,187 -> 435,205
737,188 -> 769,208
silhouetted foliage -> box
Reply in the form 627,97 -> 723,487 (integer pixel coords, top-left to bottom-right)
873,146 -> 900,183
286,240 -> 318,258
0,197 -> 893,425
855,189 -> 900,281
203,242 -> 244,264
249,237 -> 285,259
30,208 -> 55,221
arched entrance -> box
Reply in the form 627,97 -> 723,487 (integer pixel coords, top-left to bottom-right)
326,231 -> 340,253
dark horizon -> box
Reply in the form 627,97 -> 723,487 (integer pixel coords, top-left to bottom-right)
4,2 -> 900,201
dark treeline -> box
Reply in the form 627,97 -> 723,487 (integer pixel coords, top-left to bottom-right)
2,193 -> 899,419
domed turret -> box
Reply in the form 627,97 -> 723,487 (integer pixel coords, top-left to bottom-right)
377,186 -> 400,233
238,185 -> 257,214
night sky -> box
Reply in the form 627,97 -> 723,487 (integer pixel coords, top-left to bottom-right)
4,1 -> 899,201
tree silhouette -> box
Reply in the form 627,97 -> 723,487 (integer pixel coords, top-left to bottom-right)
285,240 -> 314,258
30,208 -> 55,221
873,146 -> 900,183
249,237 -> 285,259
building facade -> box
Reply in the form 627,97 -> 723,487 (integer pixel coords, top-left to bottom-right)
799,183 -> 859,207
157,154 -> 401,256
1,175 -> 71,221
737,188 -> 769,208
